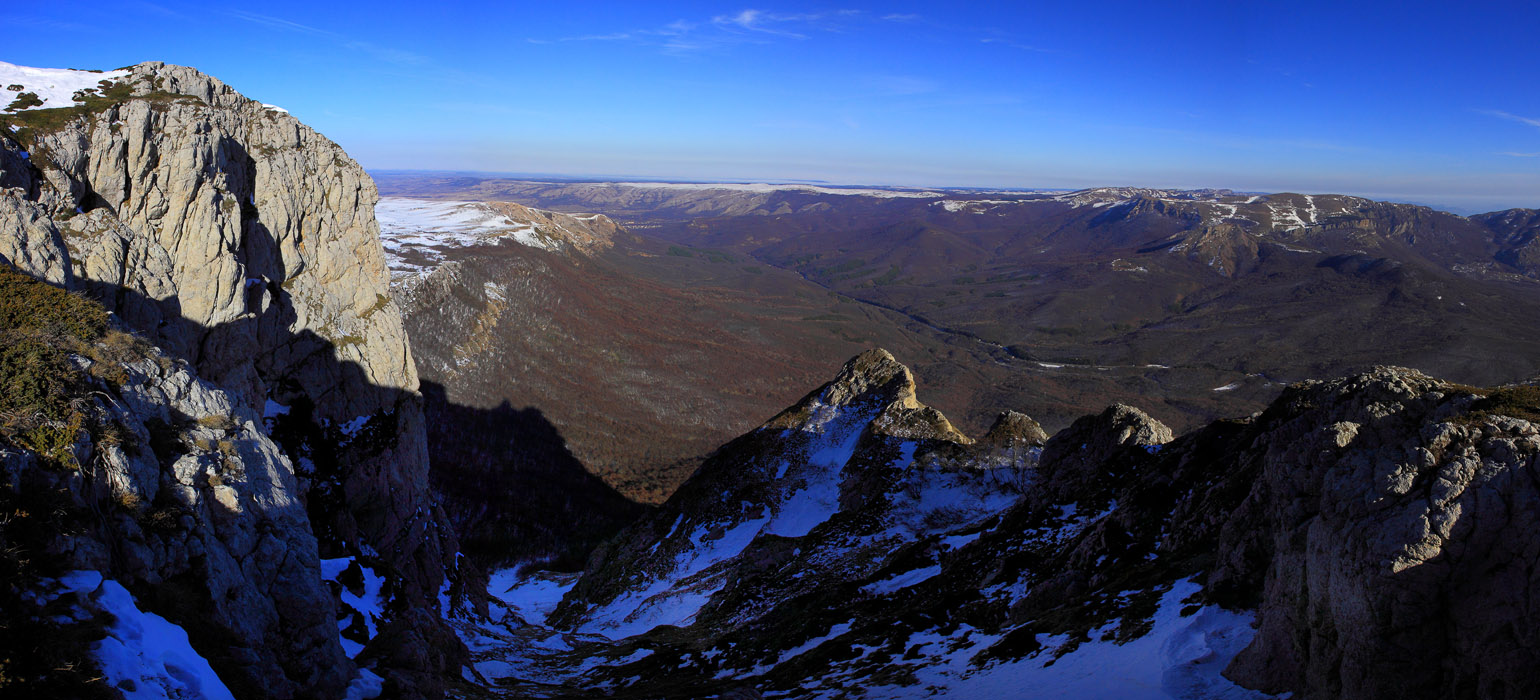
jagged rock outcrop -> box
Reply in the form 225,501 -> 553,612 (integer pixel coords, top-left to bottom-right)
0,188 -> 71,285
1,63 -> 464,696
0,336 -> 349,698
1210,368 -> 1540,699
981,410 -> 1049,446
763,348 -> 971,443
545,348 -> 1033,647
1034,402 -> 1172,505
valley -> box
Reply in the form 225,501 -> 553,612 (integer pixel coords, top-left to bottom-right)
374,173 -> 1540,525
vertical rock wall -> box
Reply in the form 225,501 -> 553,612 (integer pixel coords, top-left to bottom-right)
0,62 -> 462,696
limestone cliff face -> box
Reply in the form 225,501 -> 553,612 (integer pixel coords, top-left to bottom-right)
1,62 -> 461,695
4,63 -> 414,402
1209,368 -> 1540,699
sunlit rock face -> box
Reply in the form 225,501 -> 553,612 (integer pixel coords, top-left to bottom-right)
1,60 -> 463,696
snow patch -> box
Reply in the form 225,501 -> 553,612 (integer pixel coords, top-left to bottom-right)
614,182 -> 942,198
864,565 -> 942,594
934,199 -> 1019,213
52,572 -> 237,700
337,415 -> 370,438
321,557 -> 388,658
862,579 -> 1274,699
342,669 -> 384,700
486,568 -> 577,627
375,198 -> 557,279
0,61 -> 131,112
940,531 -> 983,550
781,622 -> 853,663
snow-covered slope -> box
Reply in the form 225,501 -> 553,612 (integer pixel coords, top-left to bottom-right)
0,61 -> 130,111
437,349 -> 1283,697
49,571 -> 236,700
375,197 -> 619,280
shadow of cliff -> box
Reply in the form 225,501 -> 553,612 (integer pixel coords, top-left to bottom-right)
56,136 -> 646,696
88,274 -> 647,569
83,275 -> 646,695
420,381 -> 647,572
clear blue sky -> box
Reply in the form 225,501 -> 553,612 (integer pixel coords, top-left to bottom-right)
7,2 -> 1539,212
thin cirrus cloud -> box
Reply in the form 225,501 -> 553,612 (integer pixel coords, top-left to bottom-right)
528,9 -> 912,54
1484,110 -> 1540,129
228,10 -> 428,66
228,9 -> 329,35
1481,111 -> 1540,158
712,10 -> 808,37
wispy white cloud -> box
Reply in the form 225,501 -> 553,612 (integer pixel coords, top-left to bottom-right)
527,32 -> 633,44
1480,111 -> 1540,159
712,10 -> 806,37
1483,110 -> 1540,129
228,10 -> 330,36
230,10 -> 427,66
532,8 -> 884,55
344,41 -> 428,66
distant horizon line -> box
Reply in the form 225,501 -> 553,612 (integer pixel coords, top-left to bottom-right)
367,168 -> 1523,216
367,168 -> 1270,196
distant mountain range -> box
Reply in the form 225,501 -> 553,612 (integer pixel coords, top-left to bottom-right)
375,174 -> 1540,521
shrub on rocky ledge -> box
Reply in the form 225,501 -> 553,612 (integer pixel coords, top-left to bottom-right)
0,265 -> 148,468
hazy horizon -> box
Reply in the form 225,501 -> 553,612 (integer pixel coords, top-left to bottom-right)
7,1 -> 1539,213
369,168 -> 1510,216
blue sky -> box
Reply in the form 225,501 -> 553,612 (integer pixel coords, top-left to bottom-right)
7,1 -> 1540,212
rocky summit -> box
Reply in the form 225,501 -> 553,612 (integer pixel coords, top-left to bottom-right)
4,58 -> 1540,700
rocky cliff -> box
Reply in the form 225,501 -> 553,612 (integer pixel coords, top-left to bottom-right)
1213,369 -> 1540,699
1,63 -> 463,697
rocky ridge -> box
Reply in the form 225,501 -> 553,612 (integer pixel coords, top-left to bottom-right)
459,351 -> 1540,700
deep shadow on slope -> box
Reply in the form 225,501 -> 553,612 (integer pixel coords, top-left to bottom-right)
76,276 -> 469,698
81,273 -> 647,693
420,381 -> 646,572
56,157 -> 647,694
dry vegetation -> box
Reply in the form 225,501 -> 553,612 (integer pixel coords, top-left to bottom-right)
0,266 -> 160,467
0,265 -> 124,697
